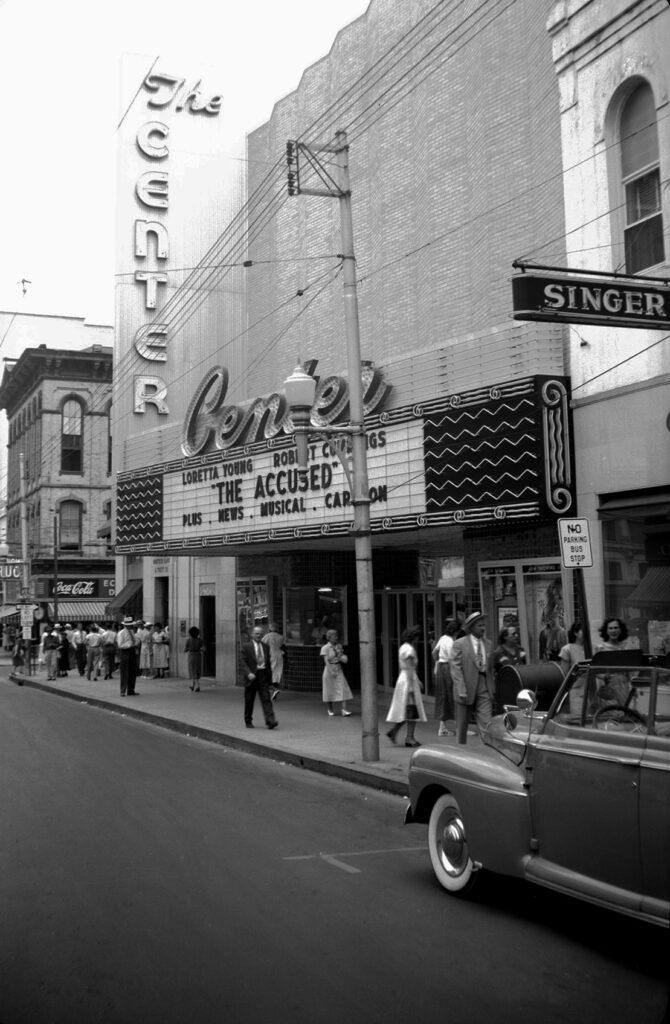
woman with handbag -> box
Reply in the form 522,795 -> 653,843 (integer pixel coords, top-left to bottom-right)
386,627 -> 427,747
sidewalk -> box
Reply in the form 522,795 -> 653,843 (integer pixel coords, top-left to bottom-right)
5,657 -> 480,796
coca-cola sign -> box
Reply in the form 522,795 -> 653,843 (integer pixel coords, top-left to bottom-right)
48,578 -> 116,599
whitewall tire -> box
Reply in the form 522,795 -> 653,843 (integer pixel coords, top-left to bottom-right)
428,793 -> 477,895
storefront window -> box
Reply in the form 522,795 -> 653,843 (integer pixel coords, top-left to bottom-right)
602,519 -> 670,655
236,578 -> 268,644
285,586 -> 346,646
479,560 -> 570,664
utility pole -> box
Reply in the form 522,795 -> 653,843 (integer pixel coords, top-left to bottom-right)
53,512 -> 59,624
19,453 -> 33,663
286,131 -> 379,761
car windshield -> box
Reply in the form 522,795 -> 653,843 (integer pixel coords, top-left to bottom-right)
551,662 -> 670,735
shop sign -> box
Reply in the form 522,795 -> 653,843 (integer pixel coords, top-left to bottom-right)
181,360 -> 392,457
121,63 -> 225,420
512,272 -> 670,330
557,518 -> 593,568
47,578 -> 116,599
0,559 -> 26,580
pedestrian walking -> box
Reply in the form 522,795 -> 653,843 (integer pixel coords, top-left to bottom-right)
84,624 -> 103,679
320,629 -> 353,716
184,625 -> 204,691
262,621 -> 287,700
151,623 -> 169,678
56,625 -> 71,677
117,616 -> 139,696
71,622 -> 87,676
386,627 -> 427,746
238,626 -> 278,729
450,611 -> 494,745
11,637 -> 25,671
559,620 -> 587,716
432,621 -> 458,736
594,617 -> 632,708
558,620 -> 586,676
99,622 -> 118,679
492,625 -> 526,712
137,621 -> 154,678
42,628 -> 59,680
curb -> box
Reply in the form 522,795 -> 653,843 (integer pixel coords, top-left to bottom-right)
9,672 -> 410,797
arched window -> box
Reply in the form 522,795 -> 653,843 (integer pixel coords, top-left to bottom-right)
61,398 -> 83,473
59,501 -> 82,551
621,82 -> 664,274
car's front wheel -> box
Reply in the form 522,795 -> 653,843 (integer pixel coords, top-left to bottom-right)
428,793 -> 477,895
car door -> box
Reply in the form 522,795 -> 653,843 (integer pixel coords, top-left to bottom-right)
524,667 -> 644,898
638,669 -> 670,920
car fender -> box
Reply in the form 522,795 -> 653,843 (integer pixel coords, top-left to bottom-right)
407,745 -> 532,878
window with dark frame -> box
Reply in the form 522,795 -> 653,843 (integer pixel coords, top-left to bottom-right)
61,398 -> 83,473
59,501 -> 82,551
621,83 -> 665,274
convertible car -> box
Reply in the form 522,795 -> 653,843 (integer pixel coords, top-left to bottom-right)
405,652 -> 670,928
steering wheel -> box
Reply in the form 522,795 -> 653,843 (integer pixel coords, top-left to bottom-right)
592,704 -> 647,728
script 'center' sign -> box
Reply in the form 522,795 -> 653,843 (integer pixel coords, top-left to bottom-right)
512,271 -> 670,330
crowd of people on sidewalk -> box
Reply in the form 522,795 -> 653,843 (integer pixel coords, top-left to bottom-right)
27,617 -> 171,689
11,608 -> 634,745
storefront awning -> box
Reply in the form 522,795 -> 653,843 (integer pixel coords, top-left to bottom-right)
0,604 -> 20,620
626,567 -> 670,607
105,579 -> 142,615
598,489 -> 670,521
47,601 -> 110,622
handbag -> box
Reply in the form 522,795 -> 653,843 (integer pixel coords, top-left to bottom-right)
405,694 -> 419,720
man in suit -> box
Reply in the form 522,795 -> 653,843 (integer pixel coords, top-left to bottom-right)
450,611 -> 494,745
239,626 -> 278,730
117,616 -> 139,697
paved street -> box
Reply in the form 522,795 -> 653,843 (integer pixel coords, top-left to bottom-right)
1,677 -> 667,1024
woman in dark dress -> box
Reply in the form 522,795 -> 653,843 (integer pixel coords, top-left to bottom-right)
57,627 -> 71,677
184,625 -> 204,692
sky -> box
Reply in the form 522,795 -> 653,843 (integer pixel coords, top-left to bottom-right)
0,0 -> 370,326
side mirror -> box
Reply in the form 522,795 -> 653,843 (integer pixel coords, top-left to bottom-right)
516,689 -> 537,713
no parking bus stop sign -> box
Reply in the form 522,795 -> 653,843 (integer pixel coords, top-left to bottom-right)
558,518 -> 593,569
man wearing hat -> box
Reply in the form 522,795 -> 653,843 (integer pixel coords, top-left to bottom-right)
450,611 -> 494,744
117,616 -> 139,696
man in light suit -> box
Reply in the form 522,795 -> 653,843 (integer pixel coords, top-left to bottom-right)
239,626 -> 278,730
450,611 -> 494,745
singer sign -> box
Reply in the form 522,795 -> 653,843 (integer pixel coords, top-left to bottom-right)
512,272 -> 670,330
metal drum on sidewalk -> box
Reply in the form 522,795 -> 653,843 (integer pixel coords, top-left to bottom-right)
497,661 -> 564,711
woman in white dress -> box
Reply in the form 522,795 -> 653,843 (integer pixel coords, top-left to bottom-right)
152,623 -> 169,678
386,628 -> 427,747
320,629 -> 353,717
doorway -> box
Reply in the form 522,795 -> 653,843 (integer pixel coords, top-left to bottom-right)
200,595 -> 216,676
375,589 -> 462,696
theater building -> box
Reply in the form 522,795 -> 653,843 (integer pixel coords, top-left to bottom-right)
113,1 -> 586,694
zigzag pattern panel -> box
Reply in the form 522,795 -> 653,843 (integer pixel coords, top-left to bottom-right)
117,475 -> 163,545
424,396 -> 541,513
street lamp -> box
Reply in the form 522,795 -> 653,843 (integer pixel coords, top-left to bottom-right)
284,362 -> 380,762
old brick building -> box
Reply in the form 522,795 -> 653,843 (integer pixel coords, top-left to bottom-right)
0,330 -> 115,630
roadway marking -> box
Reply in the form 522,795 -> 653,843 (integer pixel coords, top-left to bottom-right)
283,846 -> 425,874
